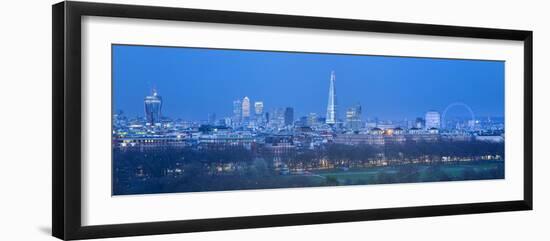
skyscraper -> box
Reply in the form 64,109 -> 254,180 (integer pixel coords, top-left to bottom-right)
270,108 -> 285,128
232,99 -> 242,124
425,111 -> 441,129
144,89 -> 162,125
284,107 -> 294,126
326,71 -> 338,125
254,101 -> 264,116
254,101 -> 264,124
242,96 -> 250,119
346,103 -> 362,131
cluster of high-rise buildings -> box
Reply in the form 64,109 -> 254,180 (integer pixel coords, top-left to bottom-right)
222,71 -> 365,132
228,97 -> 293,130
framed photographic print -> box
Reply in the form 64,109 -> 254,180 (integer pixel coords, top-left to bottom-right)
52,1 -> 533,240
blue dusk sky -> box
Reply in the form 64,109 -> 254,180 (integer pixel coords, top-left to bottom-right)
112,44 -> 504,121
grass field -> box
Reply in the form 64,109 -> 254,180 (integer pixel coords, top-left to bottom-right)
312,160 -> 504,185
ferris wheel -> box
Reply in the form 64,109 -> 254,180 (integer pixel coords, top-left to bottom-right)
441,102 -> 476,129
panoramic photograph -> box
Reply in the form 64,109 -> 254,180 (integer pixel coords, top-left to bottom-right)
111,44 -> 505,196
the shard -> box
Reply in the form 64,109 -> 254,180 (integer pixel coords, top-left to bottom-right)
325,71 -> 338,125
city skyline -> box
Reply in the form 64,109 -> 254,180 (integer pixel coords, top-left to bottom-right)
134,79 -> 498,128
113,45 -> 505,121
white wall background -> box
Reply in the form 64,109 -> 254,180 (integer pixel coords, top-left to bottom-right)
0,0 -> 547,240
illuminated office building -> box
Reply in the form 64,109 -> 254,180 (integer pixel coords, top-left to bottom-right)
242,96 -> 250,119
232,99 -> 242,124
254,101 -> 264,122
425,111 -> 441,129
254,101 -> 264,116
144,89 -> 162,126
346,103 -> 362,131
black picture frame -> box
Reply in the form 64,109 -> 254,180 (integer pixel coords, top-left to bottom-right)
52,1 -> 533,240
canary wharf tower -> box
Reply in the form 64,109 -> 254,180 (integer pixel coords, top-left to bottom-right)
325,71 -> 338,125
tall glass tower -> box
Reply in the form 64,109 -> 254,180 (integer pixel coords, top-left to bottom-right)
254,101 -> 264,116
144,89 -> 162,125
346,103 -> 362,131
254,101 -> 264,123
325,71 -> 338,125
242,96 -> 251,119
232,99 -> 242,125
